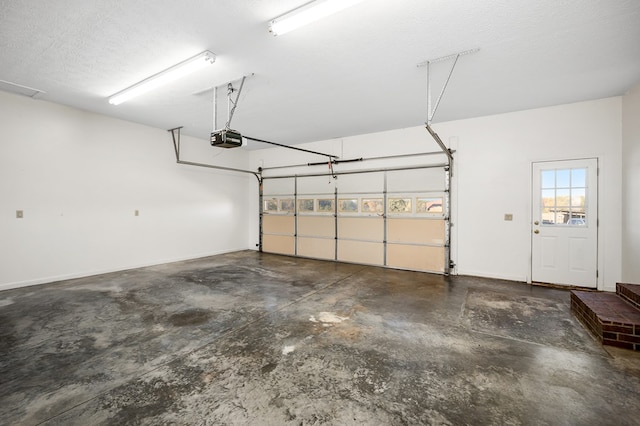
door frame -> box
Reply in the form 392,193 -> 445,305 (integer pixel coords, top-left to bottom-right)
528,157 -> 600,289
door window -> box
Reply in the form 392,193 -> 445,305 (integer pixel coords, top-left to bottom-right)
540,167 -> 587,226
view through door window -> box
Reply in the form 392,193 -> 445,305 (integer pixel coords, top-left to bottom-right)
540,167 -> 587,226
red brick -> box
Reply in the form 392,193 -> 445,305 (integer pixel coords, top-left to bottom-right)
603,339 -> 635,350
602,324 -> 634,334
618,334 -> 640,344
617,283 -> 640,310
572,289 -> 640,351
610,320 -> 635,327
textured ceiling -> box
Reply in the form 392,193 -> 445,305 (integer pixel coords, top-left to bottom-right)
1,0 -> 639,147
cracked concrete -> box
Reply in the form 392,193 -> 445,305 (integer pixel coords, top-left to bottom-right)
1,251 -> 639,425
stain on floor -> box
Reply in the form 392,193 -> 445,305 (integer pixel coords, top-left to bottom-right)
1,250 -> 639,425
461,288 -> 605,354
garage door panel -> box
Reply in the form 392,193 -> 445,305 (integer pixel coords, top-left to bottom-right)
298,176 -> 337,194
263,178 -> 295,196
338,240 -> 384,265
388,218 -> 445,245
261,166 -> 448,274
338,217 -> 383,241
387,244 -> 445,273
387,168 -> 445,192
298,237 -> 334,260
298,216 -> 334,238
336,173 -> 384,193
263,215 -> 295,235
263,235 -> 295,255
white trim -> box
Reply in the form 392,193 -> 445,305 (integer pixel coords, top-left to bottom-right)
0,247 -> 248,292
530,157 -> 599,288
456,271 -> 527,283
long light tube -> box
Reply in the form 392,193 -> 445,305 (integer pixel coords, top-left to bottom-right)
108,50 -> 216,105
269,0 -> 365,36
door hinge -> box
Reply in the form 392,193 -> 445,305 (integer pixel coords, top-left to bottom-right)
596,270 -> 599,278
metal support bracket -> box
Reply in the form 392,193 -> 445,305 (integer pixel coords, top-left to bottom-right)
168,126 -> 261,181
425,123 -> 454,177
418,48 -> 479,125
225,76 -> 246,130
201,75 -> 253,132
207,74 -> 337,161
416,50 -> 477,276
169,126 -> 183,162
417,49 -> 477,175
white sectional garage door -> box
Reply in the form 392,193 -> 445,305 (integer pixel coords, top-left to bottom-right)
261,166 -> 449,274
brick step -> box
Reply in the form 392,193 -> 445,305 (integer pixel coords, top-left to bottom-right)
570,290 -> 640,351
617,282 -> 640,311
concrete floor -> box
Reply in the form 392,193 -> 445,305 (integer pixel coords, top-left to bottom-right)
1,251 -> 640,425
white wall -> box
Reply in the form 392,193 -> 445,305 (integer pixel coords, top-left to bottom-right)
622,84 -> 640,282
0,91 -> 252,290
438,97 -> 622,290
249,97 -> 623,291
3,91 -> 623,291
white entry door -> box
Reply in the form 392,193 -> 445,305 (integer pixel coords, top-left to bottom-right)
531,159 -> 598,288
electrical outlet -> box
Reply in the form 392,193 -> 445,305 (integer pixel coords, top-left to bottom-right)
135,210 -> 139,216
504,213 -> 513,221
16,210 -> 24,219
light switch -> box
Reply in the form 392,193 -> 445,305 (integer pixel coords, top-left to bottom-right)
504,213 -> 513,221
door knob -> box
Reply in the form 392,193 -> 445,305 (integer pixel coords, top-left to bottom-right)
534,221 -> 539,225
534,229 -> 540,234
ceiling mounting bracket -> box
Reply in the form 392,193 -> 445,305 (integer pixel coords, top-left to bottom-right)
418,48 -> 479,125
210,76 -> 248,149
210,76 -> 248,132
207,75 -> 337,159
224,76 -> 246,130
168,126 -> 261,181
169,126 -> 183,162
417,48 -> 478,176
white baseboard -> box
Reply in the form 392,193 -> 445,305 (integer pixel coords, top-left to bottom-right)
455,269 -> 527,283
0,247 -> 249,292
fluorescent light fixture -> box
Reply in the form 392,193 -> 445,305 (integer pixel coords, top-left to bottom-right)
109,50 -> 216,105
269,0 -> 365,36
